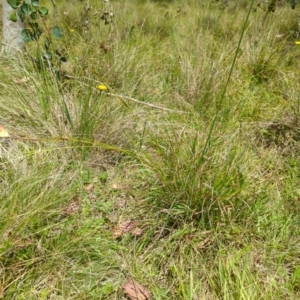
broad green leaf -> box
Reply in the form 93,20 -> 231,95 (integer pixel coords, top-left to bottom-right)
25,0 -> 32,4
17,10 -> 25,22
21,3 -> 31,14
21,29 -> 32,42
32,0 -> 40,7
7,0 -> 18,9
50,26 -> 63,40
38,7 -> 48,16
9,12 -> 17,22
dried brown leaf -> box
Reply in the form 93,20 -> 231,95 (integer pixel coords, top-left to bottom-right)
13,77 -> 29,84
196,237 -> 211,249
111,181 -> 127,190
0,125 -> 9,138
14,238 -> 32,249
112,220 -> 138,239
64,198 -> 80,216
100,43 -> 112,53
84,183 -> 94,194
130,227 -> 143,237
111,182 -> 119,189
123,278 -> 150,300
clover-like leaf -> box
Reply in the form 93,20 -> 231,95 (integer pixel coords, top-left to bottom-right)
21,3 -> 31,14
38,7 -> 48,16
32,0 -> 40,6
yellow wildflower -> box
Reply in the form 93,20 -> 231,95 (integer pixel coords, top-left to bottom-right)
70,28 -> 75,32
97,84 -> 108,91
295,41 -> 300,45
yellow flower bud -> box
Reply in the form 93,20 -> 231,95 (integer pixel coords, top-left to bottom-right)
97,84 -> 108,91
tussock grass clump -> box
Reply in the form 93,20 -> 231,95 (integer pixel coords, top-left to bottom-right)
140,124 -> 250,228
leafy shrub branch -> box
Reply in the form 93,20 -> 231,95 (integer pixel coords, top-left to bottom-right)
7,0 -> 66,75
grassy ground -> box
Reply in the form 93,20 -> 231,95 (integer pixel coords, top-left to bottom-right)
1,0 -> 300,299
